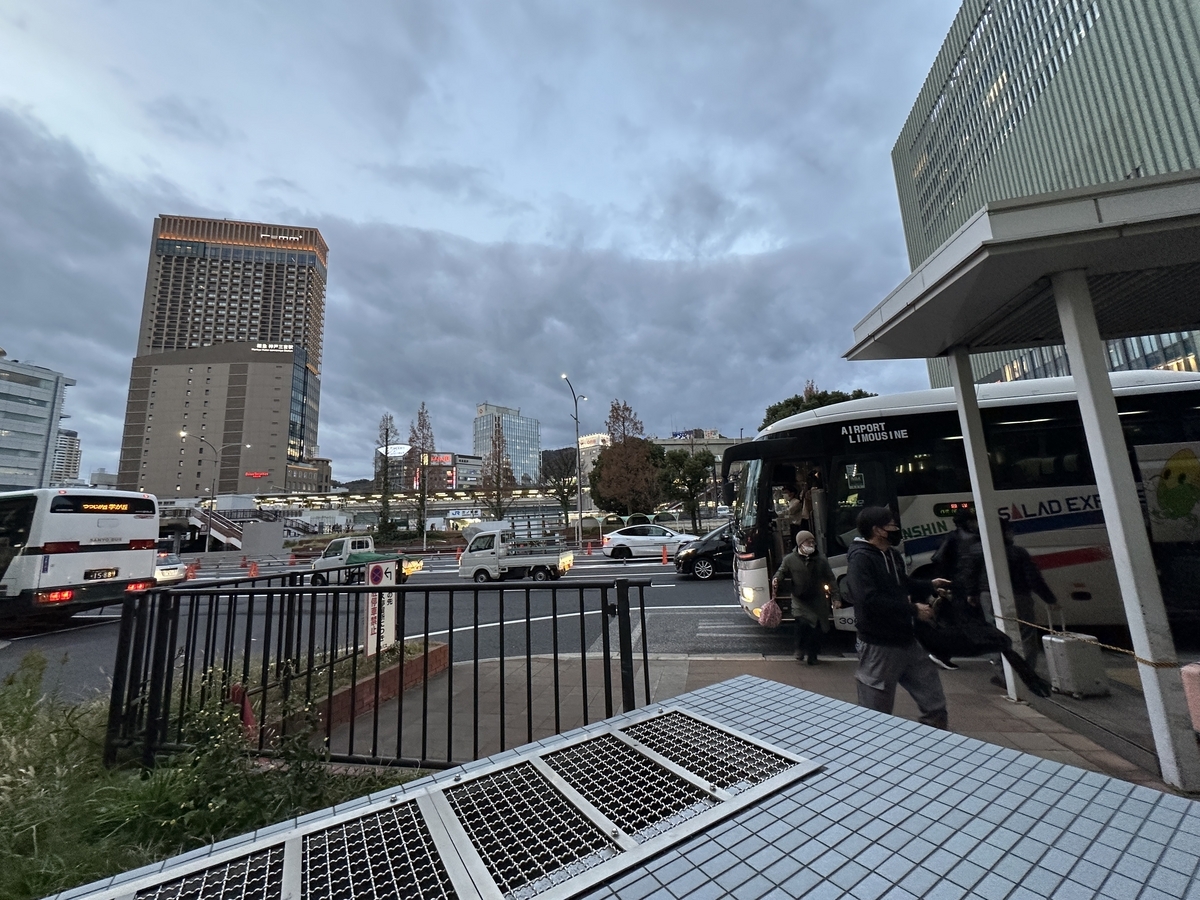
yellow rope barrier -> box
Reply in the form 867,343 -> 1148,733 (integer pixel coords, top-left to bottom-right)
994,612 -> 1181,670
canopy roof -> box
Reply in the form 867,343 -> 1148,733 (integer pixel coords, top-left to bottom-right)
846,169 -> 1200,361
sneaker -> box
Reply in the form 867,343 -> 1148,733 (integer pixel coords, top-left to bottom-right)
929,654 -> 959,671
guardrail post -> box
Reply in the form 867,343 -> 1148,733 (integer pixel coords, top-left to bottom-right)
103,592 -> 140,767
615,578 -> 637,712
143,592 -> 176,767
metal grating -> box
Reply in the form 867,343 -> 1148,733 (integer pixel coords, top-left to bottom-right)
133,846 -> 283,900
542,733 -> 714,843
442,761 -> 619,899
304,801 -> 457,900
621,710 -> 795,794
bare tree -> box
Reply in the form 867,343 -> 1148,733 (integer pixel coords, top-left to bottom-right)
376,412 -> 400,538
479,417 -> 517,520
403,402 -> 436,535
540,447 -> 578,521
591,399 -> 662,515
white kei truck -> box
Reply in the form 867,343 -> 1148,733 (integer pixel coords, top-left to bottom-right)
308,536 -> 423,586
457,527 -> 574,583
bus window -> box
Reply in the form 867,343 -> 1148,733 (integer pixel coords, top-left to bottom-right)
830,455 -> 892,551
0,496 -> 37,580
893,445 -> 971,498
982,403 -> 1096,490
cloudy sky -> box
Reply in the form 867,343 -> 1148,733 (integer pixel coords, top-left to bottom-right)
0,0 -> 958,482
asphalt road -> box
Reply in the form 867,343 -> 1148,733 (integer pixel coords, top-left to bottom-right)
0,555 -> 854,702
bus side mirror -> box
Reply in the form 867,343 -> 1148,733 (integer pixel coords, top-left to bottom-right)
722,481 -> 736,506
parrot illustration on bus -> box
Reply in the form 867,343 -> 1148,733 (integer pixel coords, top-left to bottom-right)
1150,447 -> 1200,529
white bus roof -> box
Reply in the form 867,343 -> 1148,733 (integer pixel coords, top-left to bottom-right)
759,370 -> 1200,437
0,487 -> 157,501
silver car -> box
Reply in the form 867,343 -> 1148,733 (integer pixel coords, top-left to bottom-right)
155,552 -> 187,585
602,525 -> 698,559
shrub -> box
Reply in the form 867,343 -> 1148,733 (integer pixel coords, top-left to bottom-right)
0,651 -> 416,900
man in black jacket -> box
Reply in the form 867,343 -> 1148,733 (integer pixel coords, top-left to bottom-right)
846,506 -> 951,729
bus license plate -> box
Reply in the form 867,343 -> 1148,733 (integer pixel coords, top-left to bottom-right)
84,568 -> 119,580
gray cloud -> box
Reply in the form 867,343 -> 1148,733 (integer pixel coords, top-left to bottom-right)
365,161 -> 533,216
310,217 -> 926,481
143,95 -> 239,145
0,107 -> 158,477
0,1 -> 958,484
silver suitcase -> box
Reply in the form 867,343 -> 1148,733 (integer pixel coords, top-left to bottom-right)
1042,610 -> 1109,698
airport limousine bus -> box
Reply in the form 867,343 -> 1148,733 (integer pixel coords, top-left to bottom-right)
0,488 -> 159,618
723,371 -> 1200,633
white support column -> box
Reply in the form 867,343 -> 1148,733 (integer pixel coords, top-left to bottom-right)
1053,269 -> 1200,791
949,347 -> 1024,701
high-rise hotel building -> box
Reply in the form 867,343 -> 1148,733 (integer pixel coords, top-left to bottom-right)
117,216 -> 329,498
892,0 -> 1200,387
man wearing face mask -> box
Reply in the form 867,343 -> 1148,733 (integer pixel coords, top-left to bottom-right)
771,530 -> 835,665
845,506 -> 952,729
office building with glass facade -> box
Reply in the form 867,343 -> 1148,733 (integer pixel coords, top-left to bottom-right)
117,216 -> 327,495
0,356 -> 74,492
473,403 -> 541,485
892,0 -> 1200,386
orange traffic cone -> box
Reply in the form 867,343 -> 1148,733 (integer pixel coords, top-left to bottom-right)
248,561 -> 260,578
586,542 -> 592,555
456,546 -> 463,561
185,562 -> 197,580
661,545 -> 669,564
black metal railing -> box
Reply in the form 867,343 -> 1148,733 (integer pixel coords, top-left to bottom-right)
104,576 -> 652,770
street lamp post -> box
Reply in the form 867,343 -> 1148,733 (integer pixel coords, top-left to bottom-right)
560,374 -> 587,545
180,431 -> 250,552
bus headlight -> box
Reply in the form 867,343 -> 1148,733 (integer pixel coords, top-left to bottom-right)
740,586 -> 757,604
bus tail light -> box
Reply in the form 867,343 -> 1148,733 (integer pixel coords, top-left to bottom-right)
125,581 -> 155,593
36,589 -> 75,604
129,539 -> 156,550
43,541 -> 81,554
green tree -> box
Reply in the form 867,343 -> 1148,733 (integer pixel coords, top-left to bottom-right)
760,380 -> 877,430
660,448 -> 717,534
375,412 -> 400,539
540,447 -> 578,521
589,400 -> 664,515
479,417 -> 517,520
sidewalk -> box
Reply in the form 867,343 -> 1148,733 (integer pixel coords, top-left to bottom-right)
332,650 -> 1174,794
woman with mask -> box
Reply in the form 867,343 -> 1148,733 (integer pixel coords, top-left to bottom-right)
770,530 -> 836,665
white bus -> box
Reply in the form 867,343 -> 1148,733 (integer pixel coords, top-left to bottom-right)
0,488 -> 159,618
723,371 -> 1200,634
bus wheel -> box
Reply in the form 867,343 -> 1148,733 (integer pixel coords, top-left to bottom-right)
473,570 -> 491,583
311,572 -> 327,586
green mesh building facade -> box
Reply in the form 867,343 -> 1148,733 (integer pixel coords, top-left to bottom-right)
892,0 -> 1200,386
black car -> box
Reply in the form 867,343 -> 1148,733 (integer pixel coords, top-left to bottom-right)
674,522 -> 734,580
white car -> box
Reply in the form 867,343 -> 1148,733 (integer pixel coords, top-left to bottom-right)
155,552 -> 187,585
602,525 -> 698,559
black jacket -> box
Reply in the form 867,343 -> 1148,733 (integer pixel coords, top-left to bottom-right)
845,538 -> 935,647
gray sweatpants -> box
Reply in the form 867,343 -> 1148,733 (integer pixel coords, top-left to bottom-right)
855,639 -> 949,730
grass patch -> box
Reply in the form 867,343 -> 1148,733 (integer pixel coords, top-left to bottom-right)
0,651 -> 420,900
